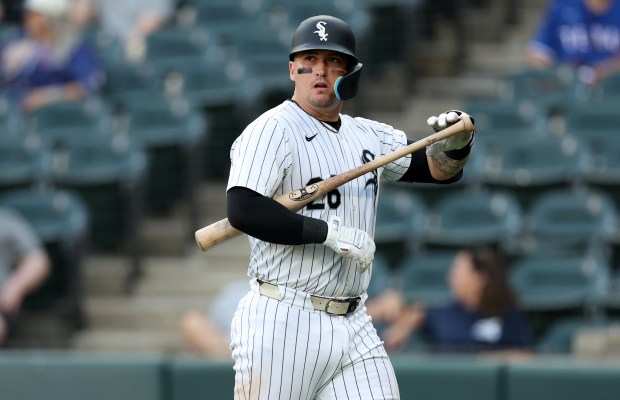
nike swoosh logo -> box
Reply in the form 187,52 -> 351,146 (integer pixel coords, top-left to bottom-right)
305,133 -> 318,142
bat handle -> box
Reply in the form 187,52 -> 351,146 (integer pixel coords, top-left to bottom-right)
195,219 -> 241,251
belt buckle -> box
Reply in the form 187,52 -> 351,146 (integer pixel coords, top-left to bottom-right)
347,298 -> 360,314
324,297 -> 360,315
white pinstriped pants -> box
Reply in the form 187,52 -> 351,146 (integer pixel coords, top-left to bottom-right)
230,279 -> 400,400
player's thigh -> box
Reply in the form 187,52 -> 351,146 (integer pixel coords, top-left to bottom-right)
316,352 -> 400,400
316,310 -> 400,400
231,291 -> 343,400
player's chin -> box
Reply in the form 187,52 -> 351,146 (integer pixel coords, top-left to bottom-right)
310,92 -> 337,106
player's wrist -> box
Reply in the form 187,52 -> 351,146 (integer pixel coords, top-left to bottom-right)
323,216 -> 343,247
444,131 -> 475,160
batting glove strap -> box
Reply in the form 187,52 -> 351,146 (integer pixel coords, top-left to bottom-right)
425,110 -> 475,157
323,216 -> 375,272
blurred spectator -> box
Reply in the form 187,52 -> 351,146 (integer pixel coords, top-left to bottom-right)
375,246 -> 535,356
0,0 -> 104,112
527,0 -> 620,84
0,0 -> 25,24
180,280 -> 249,358
0,207 -> 50,347
366,286 -> 406,339
72,0 -> 173,63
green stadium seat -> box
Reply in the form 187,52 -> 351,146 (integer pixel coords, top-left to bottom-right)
154,59 -> 259,109
233,24 -> 294,108
500,66 -> 578,116
421,189 -> 522,251
583,70 -> 620,102
401,149 -> 483,209
599,271 -> 620,317
102,60 -> 157,97
185,0 -> 266,33
397,250 -> 457,306
0,95 -> 23,136
510,253 -> 609,310
509,250 -> 612,340
0,186 -> 88,244
564,102 -> 620,138
480,134 -> 587,208
26,98 -> 114,138
578,131 -> 620,208
115,91 -> 206,239
154,58 -> 260,179
536,316 -> 619,354
48,132 -> 148,292
367,254 -> 393,300
0,133 -> 49,194
144,26 -> 211,65
463,99 -> 546,134
82,26 -> 125,64
521,188 -> 618,250
375,185 -> 426,264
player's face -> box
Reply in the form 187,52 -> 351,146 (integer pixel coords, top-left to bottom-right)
290,50 -> 348,110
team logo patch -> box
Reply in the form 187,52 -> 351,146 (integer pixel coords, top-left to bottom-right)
314,21 -> 328,41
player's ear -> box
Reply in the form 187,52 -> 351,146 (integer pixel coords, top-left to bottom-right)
289,61 -> 296,82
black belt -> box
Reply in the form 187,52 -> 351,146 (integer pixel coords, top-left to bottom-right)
257,280 -> 361,316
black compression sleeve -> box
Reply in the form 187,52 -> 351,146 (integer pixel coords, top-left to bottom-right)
398,144 -> 463,184
227,186 -> 328,245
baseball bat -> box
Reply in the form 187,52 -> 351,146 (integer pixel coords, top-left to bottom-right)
196,114 -> 474,251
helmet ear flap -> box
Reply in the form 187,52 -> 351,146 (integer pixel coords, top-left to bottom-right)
334,63 -> 363,101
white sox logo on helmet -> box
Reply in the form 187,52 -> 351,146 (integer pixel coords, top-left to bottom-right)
314,21 -> 328,41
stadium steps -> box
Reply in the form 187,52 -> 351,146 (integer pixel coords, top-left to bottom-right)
70,181 -> 249,354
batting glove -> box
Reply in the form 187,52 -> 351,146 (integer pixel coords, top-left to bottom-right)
425,110 -> 475,157
323,215 -> 375,272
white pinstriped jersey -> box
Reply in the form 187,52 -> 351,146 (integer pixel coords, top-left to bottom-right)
227,100 -> 411,298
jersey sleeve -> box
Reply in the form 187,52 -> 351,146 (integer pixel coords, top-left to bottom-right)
227,116 -> 291,198
355,117 -> 411,181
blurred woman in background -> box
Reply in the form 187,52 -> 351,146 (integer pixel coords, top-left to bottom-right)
380,246 -> 535,356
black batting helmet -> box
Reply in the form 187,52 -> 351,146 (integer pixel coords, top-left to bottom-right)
289,15 -> 363,101
289,15 -> 358,63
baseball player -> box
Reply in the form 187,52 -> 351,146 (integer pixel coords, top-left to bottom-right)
226,15 -> 475,400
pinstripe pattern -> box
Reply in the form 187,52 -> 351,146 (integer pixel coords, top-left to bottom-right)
227,100 -> 409,399
228,101 -> 410,297
231,280 -> 400,400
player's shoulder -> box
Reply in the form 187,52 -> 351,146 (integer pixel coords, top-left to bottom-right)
251,101 -> 301,125
347,115 -> 397,133
243,102 -> 290,133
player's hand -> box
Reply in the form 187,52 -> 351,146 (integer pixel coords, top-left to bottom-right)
425,110 -> 474,156
323,215 -> 375,272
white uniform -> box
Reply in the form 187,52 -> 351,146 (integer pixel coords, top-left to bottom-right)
227,100 -> 410,399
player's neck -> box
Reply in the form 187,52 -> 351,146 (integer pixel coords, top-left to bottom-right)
290,96 -> 341,122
